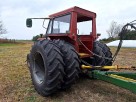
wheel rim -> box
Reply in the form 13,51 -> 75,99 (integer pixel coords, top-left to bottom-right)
33,52 -> 45,84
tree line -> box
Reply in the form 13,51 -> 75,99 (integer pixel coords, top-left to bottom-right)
100,21 -> 136,43
0,19 -> 7,36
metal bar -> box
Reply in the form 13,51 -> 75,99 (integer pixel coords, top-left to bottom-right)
107,72 -> 136,80
88,70 -> 136,93
81,65 -> 136,70
79,53 -> 90,58
28,17 -> 50,19
109,74 -> 136,83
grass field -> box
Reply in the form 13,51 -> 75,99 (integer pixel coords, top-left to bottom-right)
0,42 -> 136,102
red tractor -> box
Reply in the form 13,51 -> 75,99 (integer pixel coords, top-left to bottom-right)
26,6 -> 113,96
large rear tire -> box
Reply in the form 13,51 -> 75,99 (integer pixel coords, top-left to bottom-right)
27,39 -> 64,96
82,41 -> 112,68
92,41 -> 112,66
53,40 -> 81,89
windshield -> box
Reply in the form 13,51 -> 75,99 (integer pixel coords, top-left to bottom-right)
47,14 -> 71,34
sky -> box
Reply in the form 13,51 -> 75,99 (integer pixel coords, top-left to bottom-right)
0,0 -> 136,40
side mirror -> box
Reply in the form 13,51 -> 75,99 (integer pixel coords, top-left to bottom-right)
26,19 -> 32,27
97,33 -> 101,36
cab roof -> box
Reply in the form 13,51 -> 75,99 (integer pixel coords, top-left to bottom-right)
49,6 -> 96,19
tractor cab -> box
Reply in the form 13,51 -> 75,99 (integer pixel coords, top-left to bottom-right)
46,6 -> 97,56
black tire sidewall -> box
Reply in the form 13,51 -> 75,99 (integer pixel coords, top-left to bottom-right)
29,43 -> 48,91
28,40 -> 64,96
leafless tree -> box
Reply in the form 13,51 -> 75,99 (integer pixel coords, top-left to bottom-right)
0,20 -> 7,36
106,21 -> 122,38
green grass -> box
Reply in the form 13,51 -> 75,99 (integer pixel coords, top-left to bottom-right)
0,43 -> 17,46
0,42 -> 136,102
16,40 -> 32,43
0,40 -> 32,47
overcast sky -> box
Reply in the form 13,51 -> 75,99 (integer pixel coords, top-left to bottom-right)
0,0 -> 136,40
